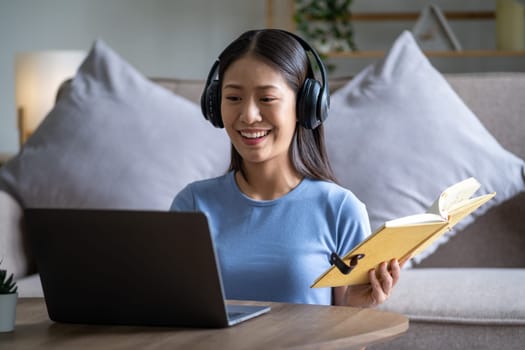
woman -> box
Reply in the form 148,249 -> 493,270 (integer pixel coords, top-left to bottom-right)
171,29 -> 400,307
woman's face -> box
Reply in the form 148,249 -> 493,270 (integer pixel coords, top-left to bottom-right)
221,55 -> 297,169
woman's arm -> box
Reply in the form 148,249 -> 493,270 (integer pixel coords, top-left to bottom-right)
333,259 -> 401,307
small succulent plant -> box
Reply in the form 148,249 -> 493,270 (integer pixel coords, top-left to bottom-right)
0,260 -> 17,294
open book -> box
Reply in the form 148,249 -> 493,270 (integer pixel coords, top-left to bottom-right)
311,177 -> 495,288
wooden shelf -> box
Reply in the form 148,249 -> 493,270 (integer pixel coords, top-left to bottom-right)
326,50 -> 525,59
266,0 -> 496,24
335,11 -> 494,21
266,1 -> 525,62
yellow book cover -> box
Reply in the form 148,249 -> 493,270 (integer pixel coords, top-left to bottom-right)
311,177 -> 496,288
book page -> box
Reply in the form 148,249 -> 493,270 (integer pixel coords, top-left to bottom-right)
426,177 -> 480,217
409,192 -> 495,259
385,213 -> 445,227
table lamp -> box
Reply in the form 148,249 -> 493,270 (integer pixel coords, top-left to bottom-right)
15,50 -> 86,146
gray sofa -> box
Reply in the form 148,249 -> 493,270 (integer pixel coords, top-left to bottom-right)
368,73 -> 525,350
0,35 -> 524,349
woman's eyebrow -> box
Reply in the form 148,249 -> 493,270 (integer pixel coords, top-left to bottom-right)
222,83 -> 281,91
222,83 -> 242,90
256,85 -> 280,91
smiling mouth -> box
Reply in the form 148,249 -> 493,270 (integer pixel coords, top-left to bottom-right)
239,130 -> 271,139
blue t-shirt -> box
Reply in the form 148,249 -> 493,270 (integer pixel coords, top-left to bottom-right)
170,171 -> 370,305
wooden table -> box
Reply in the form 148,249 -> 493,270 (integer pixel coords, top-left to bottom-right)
0,298 -> 408,349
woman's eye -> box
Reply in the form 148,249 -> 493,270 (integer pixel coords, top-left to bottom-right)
225,96 -> 241,102
261,97 -> 276,103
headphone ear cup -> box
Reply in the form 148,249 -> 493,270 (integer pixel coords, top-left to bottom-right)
296,78 -> 322,129
317,88 -> 329,125
200,80 -> 223,128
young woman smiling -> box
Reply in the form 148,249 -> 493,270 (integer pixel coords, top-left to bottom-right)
171,29 -> 400,307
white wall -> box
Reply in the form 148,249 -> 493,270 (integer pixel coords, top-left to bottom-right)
0,0 -> 523,154
0,0 -> 265,154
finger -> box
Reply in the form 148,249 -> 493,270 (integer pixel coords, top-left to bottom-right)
369,268 -> 382,292
379,262 -> 393,295
375,261 -> 387,279
369,268 -> 387,306
389,259 -> 401,287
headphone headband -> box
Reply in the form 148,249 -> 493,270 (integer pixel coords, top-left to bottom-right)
278,30 -> 329,100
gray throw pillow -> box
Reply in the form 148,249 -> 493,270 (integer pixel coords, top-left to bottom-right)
0,40 -> 230,210
325,31 -> 525,263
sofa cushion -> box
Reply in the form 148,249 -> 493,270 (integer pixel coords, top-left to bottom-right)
0,39 -> 230,210
379,268 -> 525,325
325,31 -> 525,264
445,72 -> 525,161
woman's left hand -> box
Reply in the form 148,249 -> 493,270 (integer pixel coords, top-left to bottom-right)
336,259 -> 402,308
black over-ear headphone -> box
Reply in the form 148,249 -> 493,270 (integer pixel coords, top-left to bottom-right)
200,29 -> 329,129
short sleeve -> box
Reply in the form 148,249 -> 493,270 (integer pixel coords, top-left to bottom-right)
335,193 -> 371,258
170,184 -> 195,211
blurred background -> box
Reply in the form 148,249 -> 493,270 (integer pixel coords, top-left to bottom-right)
1,0 -> 524,155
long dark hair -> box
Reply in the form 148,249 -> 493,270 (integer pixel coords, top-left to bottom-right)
218,29 -> 337,183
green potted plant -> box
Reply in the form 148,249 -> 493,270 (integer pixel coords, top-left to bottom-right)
0,260 -> 18,332
294,0 -> 357,53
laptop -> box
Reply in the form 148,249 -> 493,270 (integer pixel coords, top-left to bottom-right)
24,208 -> 270,328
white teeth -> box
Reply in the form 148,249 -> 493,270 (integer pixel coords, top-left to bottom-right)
240,130 -> 269,139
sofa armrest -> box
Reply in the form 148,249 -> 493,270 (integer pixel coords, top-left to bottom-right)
0,190 -> 32,279
379,268 -> 525,325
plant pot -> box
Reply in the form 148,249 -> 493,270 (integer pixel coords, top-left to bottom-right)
0,292 -> 17,332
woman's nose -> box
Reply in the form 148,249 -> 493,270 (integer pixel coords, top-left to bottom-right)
239,99 -> 262,124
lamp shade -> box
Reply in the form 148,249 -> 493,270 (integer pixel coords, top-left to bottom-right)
15,50 -> 86,144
